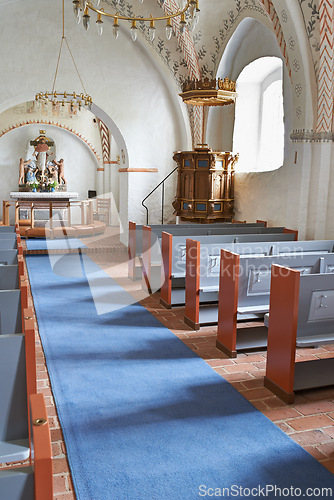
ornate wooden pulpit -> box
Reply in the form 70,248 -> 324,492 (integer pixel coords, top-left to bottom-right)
172,145 -> 238,222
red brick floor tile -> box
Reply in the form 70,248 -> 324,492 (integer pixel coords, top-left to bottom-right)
53,474 -> 68,494
54,494 -> 76,500
241,378 -> 266,390
288,415 -> 334,432
320,459 -> 334,474
303,446 -> 328,460
250,400 -> 269,412
316,442 -> 334,458
53,457 -> 71,475
290,430 -> 331,446
263,407 -> 301,422
219,371 -> 256,382
275,422 -> 294,434
224,363 -> 259,373
240,386 -> 275,401
323,427 -> 334,439
294,401 -> 334,416
206,359 -> 235,367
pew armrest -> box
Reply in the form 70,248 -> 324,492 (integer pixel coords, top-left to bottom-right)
200,285 -> 219,293
0,439 -> 30,464
237,305 -> 270,315
264,313 -> 269,328
296,334 -> 334,347
171,272 -> 185,279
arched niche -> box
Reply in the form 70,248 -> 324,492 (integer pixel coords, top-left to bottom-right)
206,17 -> 293,155
0,99 -> 129,223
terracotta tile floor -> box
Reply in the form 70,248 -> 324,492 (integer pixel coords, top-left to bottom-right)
8,230 -> 334,498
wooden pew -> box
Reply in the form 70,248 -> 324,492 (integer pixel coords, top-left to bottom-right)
0,225 -> 15,233
0,233 -> 17,240
0,265 -> 19,290
0,250 -> 25,278
141,224 -> 296,293
0,394 -> 53,500
128,220 -> 268,281
0,239 -> 19,250
162,233 -> 310,309
0,277 -> 28,336
264,265 -> 334,403
0,333 -> 29,463
183,235 -> 304,329
0,305 -> 37,464
216,251 -> 334,357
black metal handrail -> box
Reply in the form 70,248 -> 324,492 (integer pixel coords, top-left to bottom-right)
141,167 -> 178,225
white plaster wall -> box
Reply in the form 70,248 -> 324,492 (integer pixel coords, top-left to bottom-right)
0,0 -> 190,231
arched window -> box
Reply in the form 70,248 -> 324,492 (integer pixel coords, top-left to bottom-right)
233,57 -> 284,172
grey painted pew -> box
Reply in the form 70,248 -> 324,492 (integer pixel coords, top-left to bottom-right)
0,305 -> 37,466
0,239 -> 17,250
162,233 -> 308,308
0,233 -> 16,240
131,220 -> 267,257
264,265 -> 334,403
216,252 -> 334,356
0,249 -> 19,266
129,220 -> 270,281
0,393 -> 53,499
185,248 -> 334,330
0,334 -> 29,463
0,265 -> 19,290
0,290 -> 22,335
0,226 -> 15,233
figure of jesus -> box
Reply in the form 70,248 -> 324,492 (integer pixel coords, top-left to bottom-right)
19,158 -> 31,184
53,158 -> 66,184
33,137 -> 50,176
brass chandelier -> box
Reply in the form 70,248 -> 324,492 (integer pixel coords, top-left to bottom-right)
35,0 -> 92,112
73,0 -> 200,41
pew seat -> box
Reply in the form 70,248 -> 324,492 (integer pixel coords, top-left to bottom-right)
0,335 -> 29,463
0,394 -> 53,500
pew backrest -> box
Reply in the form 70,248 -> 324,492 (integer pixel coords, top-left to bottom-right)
0,239 -> 17,250
236,253 -> 334,311
0,393 -> 53,500
0,334 -> 29,463
296,273 -> 334,344
133,221 -> 268,256
0,265 -> 19,290
0,226 -> 15,233
173,234 -> 300,279
0,233 -> 17,241
0,249 -> 18,266
0,290 -> 22,334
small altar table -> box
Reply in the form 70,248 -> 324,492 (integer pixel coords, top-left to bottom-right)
10,192 -> 78,202
10,192 -> 79,228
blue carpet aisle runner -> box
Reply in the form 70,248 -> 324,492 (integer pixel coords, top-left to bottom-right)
26,237 -> 87,251
26,254 -> 334,500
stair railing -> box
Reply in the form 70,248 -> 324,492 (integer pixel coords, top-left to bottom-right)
141,167 -> 178,225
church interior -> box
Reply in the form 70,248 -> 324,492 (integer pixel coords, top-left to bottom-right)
1,0 -> 334,499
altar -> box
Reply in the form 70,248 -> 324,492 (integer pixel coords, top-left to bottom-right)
10,192 -> 79,229
10,192 -> 78,202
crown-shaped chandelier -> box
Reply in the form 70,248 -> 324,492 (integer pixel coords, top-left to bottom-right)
73,0 -> 200,41
35,0 -> 92,112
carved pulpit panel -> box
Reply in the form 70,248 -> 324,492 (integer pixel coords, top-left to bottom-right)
172,145 -> 238,222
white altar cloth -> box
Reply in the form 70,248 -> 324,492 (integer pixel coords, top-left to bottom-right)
10,192 -> 78,200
